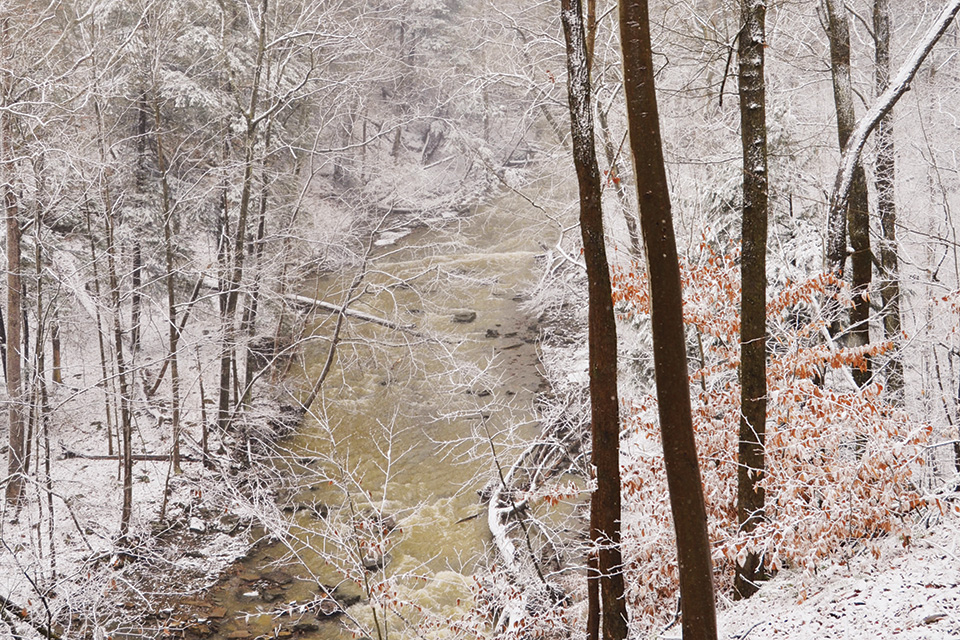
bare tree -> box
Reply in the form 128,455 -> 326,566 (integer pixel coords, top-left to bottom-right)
559,2 -> 628,639
828,0 -> 960,235
873,0 -> 903,398
735,0 -> 769,601
824,0 -> 872,386
619,0 -> 717,637
3,73 -> 23,507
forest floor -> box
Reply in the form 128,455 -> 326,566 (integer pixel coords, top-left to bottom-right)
716,506 -> 960,639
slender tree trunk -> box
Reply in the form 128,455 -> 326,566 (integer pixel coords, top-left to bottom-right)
104,208 -> 133,538
0,302 -> 7,382
130,92 -> 148,355
51,318 -> 60,385
153,98 -> 182,474
218,0 -> 268,433
4,145 -> 23,506
828,0 -> 960,243
825,0 -> 872,386
2,14 -> 25,506
735,0 -> 769,600
32,157 -> 55,574
874,0 -> 903,398
559,3 -> 627,639
130,243 -> 142,354
197,346 -> 209,463
619,1 -> 718,638
85,206 -> 115,457
240,121 -> 272,408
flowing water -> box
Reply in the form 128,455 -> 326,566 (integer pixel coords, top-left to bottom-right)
203,188 -> 557,639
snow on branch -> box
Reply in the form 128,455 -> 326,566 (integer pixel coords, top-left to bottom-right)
829,0 -> 960,232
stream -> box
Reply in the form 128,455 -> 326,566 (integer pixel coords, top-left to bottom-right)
194,187 -> 557,639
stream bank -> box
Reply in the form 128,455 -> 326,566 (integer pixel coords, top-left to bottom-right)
154,183 -> 570,640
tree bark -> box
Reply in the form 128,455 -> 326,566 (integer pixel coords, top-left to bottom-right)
735,0 -> 769,600
153,97 -> 182,474
85,205 -> 115,457
828,0 -> 960,231
217,0 -> 269,434
874,0 -> 903,398
3,15 -> 23,503
105,208 -> 133,539
51,318 -> 60,385
559,3 -> 627,640
824,0 -> 872,386
619,1 -> 717,638
4,127 -> 23,506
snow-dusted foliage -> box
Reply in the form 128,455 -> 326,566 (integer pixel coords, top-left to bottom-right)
611,241 -> 930,634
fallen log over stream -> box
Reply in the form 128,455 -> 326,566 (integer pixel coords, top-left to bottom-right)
198,275 -> 414,333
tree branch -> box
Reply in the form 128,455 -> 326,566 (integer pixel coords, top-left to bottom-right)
828,0 -> 960,235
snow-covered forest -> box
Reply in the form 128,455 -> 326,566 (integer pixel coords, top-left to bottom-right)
2,0 -> 960,638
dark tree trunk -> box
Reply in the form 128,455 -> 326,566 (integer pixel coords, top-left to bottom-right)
105,209 -> 133,539
153,98 -> 182,474
130,91 -> 148,355
825,0 -> 872,386
85,206 -> 115,457
874,0 -> 903,398
130,243 -> 142,353
217,0 -> 268,434
735,0 -> 769,601
559,3 -> 627,639
0,303 -> 8,382
51,318 -> 60,385
619,1 -> 718,638
3,14 -> 24,506
4,154 -> 23,505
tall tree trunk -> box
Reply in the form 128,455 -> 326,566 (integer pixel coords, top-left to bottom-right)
828,0 -> 960,260
217,0 -> 268,434
85,205 -> 115,457
32,153 -> 56,574
130,243 -> 142,354
91,73 -> 132,533
619,1 -> 718,638
3,16 -> 23,503
824,0 -> 872,386
240,120 -> 272,408
559,3 -> 627,640
4,135 -> 23,506
874,0 -> 903,398
153,98 -> 182,474
105,208 -> 133,538
51,318 -> 60,385
130,92 -> 148,355
735,0 -> 769,601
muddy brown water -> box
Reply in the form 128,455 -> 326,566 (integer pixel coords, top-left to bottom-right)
174,190 -> 558,639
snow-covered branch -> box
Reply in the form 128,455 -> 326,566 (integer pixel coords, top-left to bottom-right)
828,0 -> 960,232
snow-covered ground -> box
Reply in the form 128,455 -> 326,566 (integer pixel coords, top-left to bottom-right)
718,508 -> 960,639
